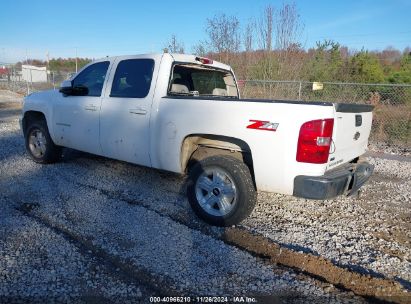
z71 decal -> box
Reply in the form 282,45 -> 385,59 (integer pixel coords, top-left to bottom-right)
247,120 -> 279,131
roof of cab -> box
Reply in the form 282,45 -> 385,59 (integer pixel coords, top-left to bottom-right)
93,53 -> 232,71
167,53 -> 232,71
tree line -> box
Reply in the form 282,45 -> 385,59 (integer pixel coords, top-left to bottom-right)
16,2 -> 411,85
164,2 -> 411,84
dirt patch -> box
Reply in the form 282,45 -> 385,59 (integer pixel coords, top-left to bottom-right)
372,230 -> 411,254
0,89 -> 24,103
0,102 -> 21,110
223,227 -> 409,303
0,99 -> 22,121
369,172 -> 404,184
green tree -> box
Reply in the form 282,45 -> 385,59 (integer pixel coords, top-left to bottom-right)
48,58 -> 91,72
349,50 -> 385,83
249,55 -> 280,80
304,40 -> 346,82
387,52 -> 411,84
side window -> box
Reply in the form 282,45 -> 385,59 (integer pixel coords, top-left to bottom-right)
110,59 -> 154,98
72,61 -> 110,97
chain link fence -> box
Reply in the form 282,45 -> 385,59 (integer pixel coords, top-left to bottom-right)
1,73 -> 410,148
240,80 -> 411,147
0,67 -> 73,96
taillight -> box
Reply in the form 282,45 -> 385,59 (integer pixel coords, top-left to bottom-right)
296,119 -> 334,164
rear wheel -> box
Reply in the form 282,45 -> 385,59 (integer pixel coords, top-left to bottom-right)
25,120 -> 62,164
187,156 -> 256,226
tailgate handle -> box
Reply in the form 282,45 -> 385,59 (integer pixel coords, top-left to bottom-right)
355,115 -> 362,127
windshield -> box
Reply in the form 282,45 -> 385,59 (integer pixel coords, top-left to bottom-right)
168,64 -> 238,98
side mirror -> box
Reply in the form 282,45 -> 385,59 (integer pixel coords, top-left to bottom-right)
59,80 -> 73,95
59,80 -> 89,96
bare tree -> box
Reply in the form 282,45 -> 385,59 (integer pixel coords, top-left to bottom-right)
251,2 -> 304,85
275,2 -> 303,51
254,5 -> 275,82
192,42 -> 208,56
244,19 -> 255,52
165,34 -> 185,54
258,5 -> 274,51
239,19 -> 257,80
205,14 -> 240,61
274,2 -> 304,80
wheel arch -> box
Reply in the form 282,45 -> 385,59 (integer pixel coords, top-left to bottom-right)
22,111 -> 48,135
180,134 -> 255,184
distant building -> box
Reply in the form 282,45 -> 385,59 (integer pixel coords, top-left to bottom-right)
21,65 -> 47,82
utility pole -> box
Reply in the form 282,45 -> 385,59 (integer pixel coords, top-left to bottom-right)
75,47 -> 78,73
25,49 -> 30,95
46,51 -> 50,84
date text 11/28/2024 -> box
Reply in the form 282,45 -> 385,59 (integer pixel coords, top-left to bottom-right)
149,296 -> 257,303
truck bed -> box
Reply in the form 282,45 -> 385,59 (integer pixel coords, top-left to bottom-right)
165,95 -> 374,112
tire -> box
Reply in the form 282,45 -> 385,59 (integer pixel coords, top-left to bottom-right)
187,155 -> 256,226
25,119 -> 62,164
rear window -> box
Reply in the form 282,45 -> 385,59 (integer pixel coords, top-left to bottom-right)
168,64 -> 238,98
110,59 -> 154,98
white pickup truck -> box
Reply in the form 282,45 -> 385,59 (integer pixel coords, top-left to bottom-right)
21,53 -> 374,226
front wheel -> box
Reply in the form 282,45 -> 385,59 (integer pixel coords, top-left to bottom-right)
25,120 -> 62,164
187,156 -> 256,226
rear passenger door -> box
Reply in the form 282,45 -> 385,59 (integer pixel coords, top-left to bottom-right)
100,57 -> 156,166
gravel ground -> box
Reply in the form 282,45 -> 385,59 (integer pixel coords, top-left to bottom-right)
0,197 -> 148,303
0,117 -> 366,303
244,159 -> 411,286
0,99 -> 410,302
368,142 -> 410,157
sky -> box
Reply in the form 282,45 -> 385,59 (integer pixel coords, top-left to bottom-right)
0,0 -> 410,63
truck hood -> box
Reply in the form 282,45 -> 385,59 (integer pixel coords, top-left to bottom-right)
24,89 -> 59,105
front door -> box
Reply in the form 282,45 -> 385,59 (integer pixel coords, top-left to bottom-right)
100,57 -> 156,166
53,61 -> 110,154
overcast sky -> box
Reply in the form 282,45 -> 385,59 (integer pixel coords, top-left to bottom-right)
1,0 -> 410,63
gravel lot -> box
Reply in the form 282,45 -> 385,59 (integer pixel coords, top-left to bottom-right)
0,96 -> 410,302
244,159 -> 411,283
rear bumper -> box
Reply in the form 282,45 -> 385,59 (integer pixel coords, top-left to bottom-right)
293,161 -> 374,200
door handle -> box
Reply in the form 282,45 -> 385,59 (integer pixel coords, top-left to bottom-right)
84,105 -> 97,111
129,108 -> 147,115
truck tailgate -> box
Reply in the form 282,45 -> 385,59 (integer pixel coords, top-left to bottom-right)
327,103 -> 374,170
